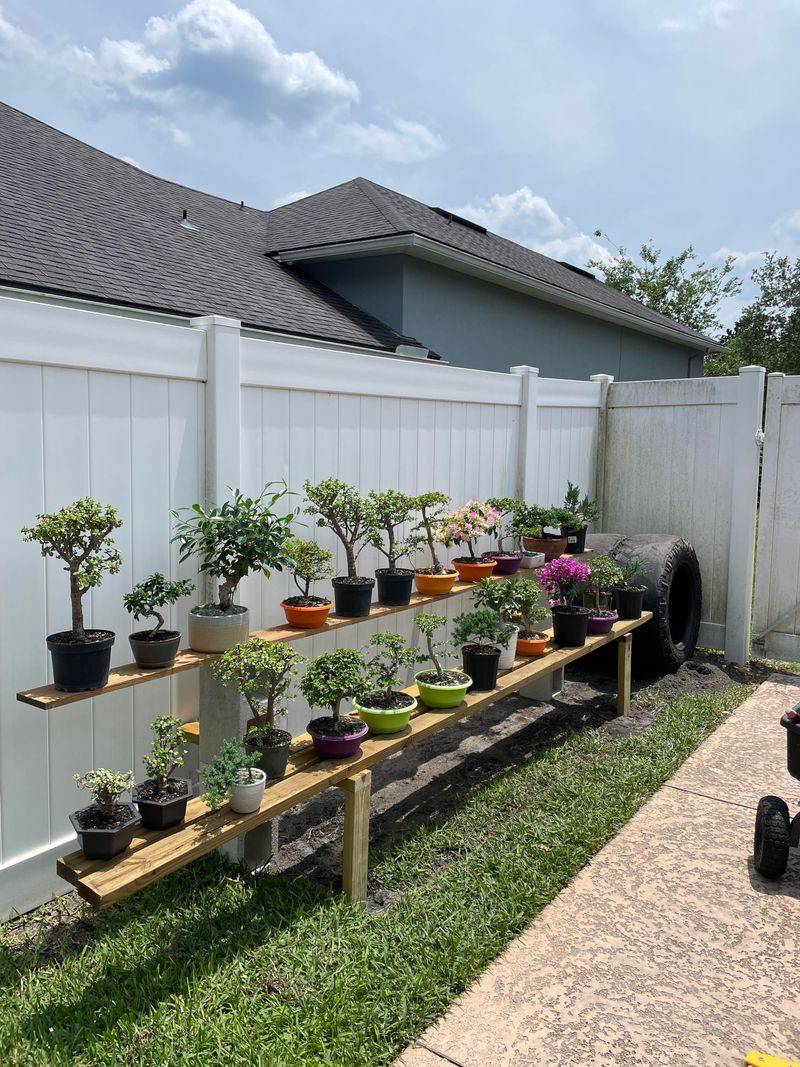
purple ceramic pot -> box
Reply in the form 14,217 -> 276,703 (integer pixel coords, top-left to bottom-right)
487,553 -> 523,575
587,612 -> 618,635
309,719 -> 369,759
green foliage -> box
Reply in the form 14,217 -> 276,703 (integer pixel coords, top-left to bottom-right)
199,737 -> 261,811
142,715 -> 186,791
212,639 -> 306,728
588,233 -> 741,336
486,497 -> 522,551
473,576 -> 540,626
707,252 -> 800,376
73,768 -> 134,815
514,578 -> 549,631
300,647 -> 372,721
511,504 -> 561,539
123,573 -> 195,635
585,554 -> 623,613
172,485 -> 296,611
411,491 -> 451,573
366,632 -> 418,694
283,537 -> 334,598
368,489 -> 420,569
549,507 -> 584,534
304,478 -> 376,579
415,612 -> 452,681
562,482 -> 600,525
22,498 -> 123,639
617,559 -> 646,590
452,609 -> 515,650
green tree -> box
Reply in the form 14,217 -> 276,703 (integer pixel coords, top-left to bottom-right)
588,234 -> 741,336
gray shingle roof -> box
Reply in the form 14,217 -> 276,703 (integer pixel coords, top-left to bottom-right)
266,177 -> 716,347
0,102 -> 420,350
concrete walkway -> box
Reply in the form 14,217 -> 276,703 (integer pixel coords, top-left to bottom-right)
397,675 -> 800,1067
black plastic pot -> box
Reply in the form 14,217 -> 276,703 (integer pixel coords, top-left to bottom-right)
561,525 -> 587,554
375,568 -> 414,606
132,778 -> 191,830
69,805 -> 140,860
552,606 -> 590,647
332,577 -> 375,618
614,586 -> 645,620
245,730 -> 292,780
47,630 -> 115,693
781,708 -> 800,779
461,645 -> 500,691
129,630 -> 181,669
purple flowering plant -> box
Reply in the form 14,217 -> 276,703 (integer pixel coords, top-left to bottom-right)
538,556 -> 591,606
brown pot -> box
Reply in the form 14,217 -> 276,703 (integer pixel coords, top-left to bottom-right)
522,535 -> 568,561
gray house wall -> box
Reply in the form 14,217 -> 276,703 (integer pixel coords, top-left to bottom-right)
303,254 -> 702,379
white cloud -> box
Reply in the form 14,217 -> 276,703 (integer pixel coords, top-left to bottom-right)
770,209 -> 800,242
451,187 -> 611,266
658,1 -> 741,32
273,189 -> 311,207
709,246 -> 764,268
148,115 -> 192,147
331,118 -> 444,163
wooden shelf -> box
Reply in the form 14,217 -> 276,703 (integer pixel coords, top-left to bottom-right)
57,613 -> 651,908
17,575 -> 520,711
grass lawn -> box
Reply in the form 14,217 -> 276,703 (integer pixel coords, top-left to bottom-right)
0,684 -> 752,1066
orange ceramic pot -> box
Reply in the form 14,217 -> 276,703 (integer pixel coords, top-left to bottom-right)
281,600 -> 332,629
414,571 -> 458,596
517,631 -> 550,656
453,558 -> 497,582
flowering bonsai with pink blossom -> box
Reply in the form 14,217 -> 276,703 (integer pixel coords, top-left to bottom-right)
436,500 -> 501,562
538,555 -> 592,646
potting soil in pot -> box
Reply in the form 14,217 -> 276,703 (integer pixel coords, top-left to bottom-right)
308,714 -> 365,737
72,803 -> 138,832
133,778 -> 188,802
416,669 -> 470,686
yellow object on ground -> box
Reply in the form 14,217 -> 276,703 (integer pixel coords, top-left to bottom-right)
745,1051 -> 800,1067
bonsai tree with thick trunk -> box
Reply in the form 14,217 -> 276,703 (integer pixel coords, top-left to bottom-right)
412,492 -> 452,574
22,498 -> 123,641
212,638 -> 306,744
123,574 -> 195,637
368,490 -> 420,571
303,478 -> 375,581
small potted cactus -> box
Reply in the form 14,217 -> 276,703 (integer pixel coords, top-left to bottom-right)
437,500 -> 501,582
411,492 -> 458,595
414,612 -> 471,708
123,573 -> 195,668
452,609 -> 515,691
584,554 -> 623,634
280,537 -> 334,629
486,497 -> 523,574
300,647 -> 371,758
132,715 -> 191,830
368,490 -> 420,606
538,556 -> 592,647
304,478 -> 376,618
212,639 -> 306,780
354,632 -> 419,734
199,736 -> 265,814
70,768 -> 139,859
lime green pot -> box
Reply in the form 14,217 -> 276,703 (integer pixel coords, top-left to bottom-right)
353,695 -> 417,734
414,671 -> 471,709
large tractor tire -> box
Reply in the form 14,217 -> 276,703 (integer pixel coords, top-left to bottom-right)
585,533 -> 702,675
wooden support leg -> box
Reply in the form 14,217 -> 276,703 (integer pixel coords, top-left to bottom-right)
617,633 -> 632,717
340,770 -> 371,905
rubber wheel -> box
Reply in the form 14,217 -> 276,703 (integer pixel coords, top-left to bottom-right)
586,534 -> 702,676
754,795 -> 791,879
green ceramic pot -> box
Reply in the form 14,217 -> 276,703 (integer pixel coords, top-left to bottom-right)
353,694 -> 417,735
414,671 -> 471,709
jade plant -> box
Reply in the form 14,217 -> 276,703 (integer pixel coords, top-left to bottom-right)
22,498 -> 123,641
212,638 -> 306,747
73,768 -> 135,816
437,500 -> 501,560
368,490 -> 420,572
142,714 -> 186,793
486,497 -> 522,554
300,647 -> 372,735
472,575 -> 526,624
411,492 -> 453,574
415,612 -> 460,683
515,579 -> 550,637
171,484 -> 296,612
199,737 -> 262,811
303,478 -> 375,581
363,632 -> 418,707
123,573 -> 195,637
283,537 -> 334,603
585,554 -> 623,615
453,609 -> 515,651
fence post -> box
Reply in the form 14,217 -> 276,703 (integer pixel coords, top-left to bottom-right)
751,372 -> 786,656
590,373 -> 614,530
510,366 -> 539,500
724,365 -> 766,665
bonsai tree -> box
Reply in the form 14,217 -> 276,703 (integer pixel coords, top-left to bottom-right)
212,638 -> 306,743
73,768 -> 135,816
515,579 -> 549,636
414,612 -> 453,682
585,554 -> 623,614
300,647 -> 372,727
171,484 -> 296,611
437,500 -> 501,560
283,537 -> 334,602
512,504 -> 560,540
538,556 -> 592,606
199,736 -> 262,811
452,609 -> 515,651
616,559 -> 646,590
22,498 -> 123,640
411,492 -> 452,574
123,573 -> 195,637
142,714 -> 186,792
472,575 -> 527,624
550,506 -> 584,535
365,632 -> 418,698
563,481 -> 600,527
303,478 -> 376,580
368,489 -> 420,571
486,497 -> 522,553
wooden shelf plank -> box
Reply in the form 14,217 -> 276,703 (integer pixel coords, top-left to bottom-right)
58,613 -> 651,908
18,575 -> 518,711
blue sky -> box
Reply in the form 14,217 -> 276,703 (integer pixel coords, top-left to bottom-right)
1,0 -> 798,326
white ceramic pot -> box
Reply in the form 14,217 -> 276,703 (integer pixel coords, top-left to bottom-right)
497,626 -> 520,670
520,552 -> 545,570
188,606 -> 250,653
229,767 -> 266,813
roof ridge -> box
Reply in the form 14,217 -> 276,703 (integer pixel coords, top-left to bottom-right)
353,177 -> 409,233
